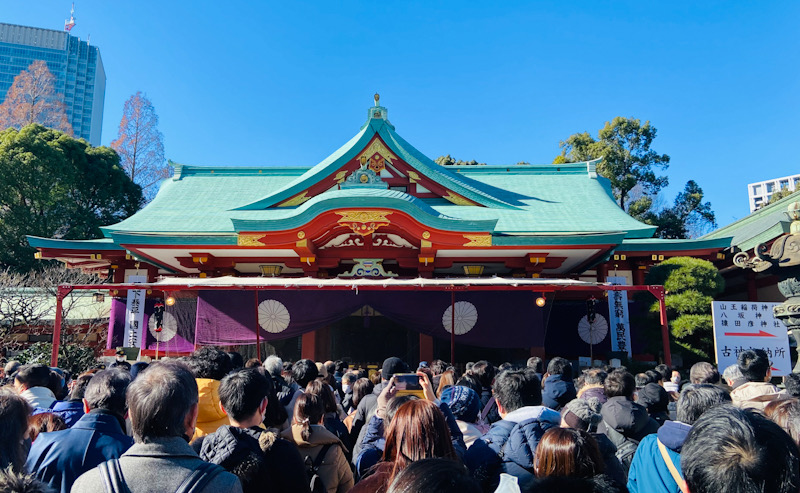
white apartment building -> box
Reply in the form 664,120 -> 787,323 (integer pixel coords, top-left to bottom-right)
748,174 -> 800,212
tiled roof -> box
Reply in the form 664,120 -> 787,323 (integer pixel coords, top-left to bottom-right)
703,189 -> 800,251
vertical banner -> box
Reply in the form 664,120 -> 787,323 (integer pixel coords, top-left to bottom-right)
607,276 -> 632,357
712,301 -> 791,376
124,275 -> 147,349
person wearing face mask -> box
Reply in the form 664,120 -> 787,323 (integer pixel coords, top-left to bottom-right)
341,372 -> 356,414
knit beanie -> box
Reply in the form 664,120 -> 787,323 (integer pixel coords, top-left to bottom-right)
562,397 -> 602,431
441,385 -> 481,423
382,357 -> 408,380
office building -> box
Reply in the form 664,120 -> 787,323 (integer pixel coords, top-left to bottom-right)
748,173 -> 800,212
0,22 -> 105,146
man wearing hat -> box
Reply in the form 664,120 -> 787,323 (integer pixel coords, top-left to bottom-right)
349,356 -> 407,459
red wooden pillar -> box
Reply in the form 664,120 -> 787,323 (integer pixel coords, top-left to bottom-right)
597,263 -> 609,282
301,331 -> 316,361
654,287 -> 672,367
633,263 -> 647,285
301,327 -> 330,361
419,334 -> 434,363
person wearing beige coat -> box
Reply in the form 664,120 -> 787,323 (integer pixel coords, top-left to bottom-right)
731,349 -> 790,411
282,393 -> 354,493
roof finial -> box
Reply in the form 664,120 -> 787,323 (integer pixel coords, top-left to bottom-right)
374,93 -> 380,107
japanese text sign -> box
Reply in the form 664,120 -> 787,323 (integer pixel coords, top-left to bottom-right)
124,275 -> 147,349
712,301 -> 791,376
607,276 -> 631,357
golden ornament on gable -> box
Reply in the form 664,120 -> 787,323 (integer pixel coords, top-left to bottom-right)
277,191 -> 310,207
237,234 -> 267,247
463,234 -> 492,247
336,210 -> 392,237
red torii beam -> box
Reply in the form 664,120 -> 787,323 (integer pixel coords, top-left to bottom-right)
49,281 -> 671,368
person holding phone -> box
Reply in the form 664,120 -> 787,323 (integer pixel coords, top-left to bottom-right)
349,372 -> 465,493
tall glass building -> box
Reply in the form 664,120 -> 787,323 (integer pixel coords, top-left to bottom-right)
0,23 -> 106,146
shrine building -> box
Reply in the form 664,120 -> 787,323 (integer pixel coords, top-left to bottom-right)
28,98 -> 731,364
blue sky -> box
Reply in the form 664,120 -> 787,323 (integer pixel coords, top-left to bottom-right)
3,1 -> 799,227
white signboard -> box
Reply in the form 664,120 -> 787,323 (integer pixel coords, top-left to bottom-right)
607,276 -> 632,357
124,275 -> 147,349
712,301 -> 791,376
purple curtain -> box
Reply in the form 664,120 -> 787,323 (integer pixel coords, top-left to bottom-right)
107,296 -> 196,352
194,290 -> 545,348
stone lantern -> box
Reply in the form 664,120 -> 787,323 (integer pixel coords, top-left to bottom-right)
734,201 -> 800,372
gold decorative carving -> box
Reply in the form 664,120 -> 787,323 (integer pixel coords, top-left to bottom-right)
463,235 -> 492,247
278,191 -> 310,207
421,240 -> 432,248
334,171 -> 348,183
422,231 -> 431,239
336,210 -> 392,236
444,191 -> 477,206
297,231 -> 306,239
357,139 -> 398,167
296,239 -> 307,248
238,234 -> 266,247
408,171 -> 421,183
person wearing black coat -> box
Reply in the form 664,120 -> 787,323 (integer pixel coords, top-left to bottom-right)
192,368 -> 310,493
541,358 -> 577,411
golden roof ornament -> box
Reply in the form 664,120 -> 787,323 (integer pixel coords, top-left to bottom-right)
374,93 -> 380,107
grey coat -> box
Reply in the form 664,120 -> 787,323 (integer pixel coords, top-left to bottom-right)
71,436 -> 242,493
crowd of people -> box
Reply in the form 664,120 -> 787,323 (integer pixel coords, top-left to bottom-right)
0,347 -> 799,493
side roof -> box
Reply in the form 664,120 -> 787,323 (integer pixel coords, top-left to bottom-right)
703,189 -> 800,252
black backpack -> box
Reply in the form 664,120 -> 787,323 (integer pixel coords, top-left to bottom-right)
603,423 -> 640,475
304,444 -> 333,493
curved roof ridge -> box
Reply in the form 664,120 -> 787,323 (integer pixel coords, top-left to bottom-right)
231,186 -> 499,233
233,124 -> 372,210
378,123 -> 532,208
232,112 -> 534,211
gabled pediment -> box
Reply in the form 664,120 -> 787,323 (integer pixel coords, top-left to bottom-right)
233,105 -> 531,211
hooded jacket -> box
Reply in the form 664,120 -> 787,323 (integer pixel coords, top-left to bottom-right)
627,420 -> 692,493
464,405 -> 561,492
192,378 -> 230,440
730,381 -> 789,411
541,375 -> 577,411
193,425 -> 310,493
598,396 -> 660,474
281,424 -> 353,493
21,386 -> 57,411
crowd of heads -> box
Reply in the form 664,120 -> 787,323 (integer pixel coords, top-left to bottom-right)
2,345 -> 800,493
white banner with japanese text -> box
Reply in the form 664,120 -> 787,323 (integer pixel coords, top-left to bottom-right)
607,276 -> 632,357
124,275 -> 147,349
712,301 -> 790,376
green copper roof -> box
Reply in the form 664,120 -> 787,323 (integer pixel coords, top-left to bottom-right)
232,188 -> 499,233
616,237 -> 731,252
234,111 -> 530,210
703,189 -> 800,252
26,236 -> 123,250
85,105 -> 669,250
